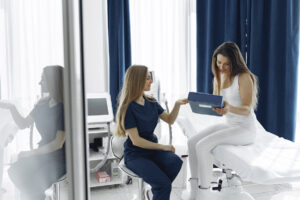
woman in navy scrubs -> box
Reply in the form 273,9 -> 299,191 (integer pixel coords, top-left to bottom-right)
115,65 -> 188,200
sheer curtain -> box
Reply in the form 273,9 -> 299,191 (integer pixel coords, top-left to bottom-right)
130,0 -> 196,146
0,1 -> 64,198
0,0 -> 63,105
0,0 -> 63,170
130,0 -> 196,104
83,0 -> 109,93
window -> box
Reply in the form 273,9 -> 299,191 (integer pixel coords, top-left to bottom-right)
130,0 -> 196,144
130,0 -> 197,104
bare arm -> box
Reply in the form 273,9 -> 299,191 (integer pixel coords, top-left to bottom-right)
213,78 -> 218,95
159,99 -> 188,125
214,73 -> 253,116
19,130 -> 66,157
126,128 -> 174,152
0,102 -> 33,129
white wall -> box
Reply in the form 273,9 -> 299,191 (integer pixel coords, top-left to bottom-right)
82,0 -> 109,93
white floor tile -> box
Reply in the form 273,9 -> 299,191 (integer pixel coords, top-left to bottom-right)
90,179 -> 300,200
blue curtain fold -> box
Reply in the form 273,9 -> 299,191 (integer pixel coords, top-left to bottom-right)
196,0 -> 248,93
247,0 -> 300,141
107,0 -> 132,114
196,0 -> 300,141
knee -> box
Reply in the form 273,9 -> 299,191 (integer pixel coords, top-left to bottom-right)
195,142 -> 209,155
174,159 -> 183,177
177,156 -> 183,169
162,154 -> 183,177
171,154 -> 183,172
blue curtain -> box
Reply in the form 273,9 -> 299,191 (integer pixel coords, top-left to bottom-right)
196,0 -> 248,93
107,0 -> 132,114
247,0 -> 300,141
196,0 -> 300,141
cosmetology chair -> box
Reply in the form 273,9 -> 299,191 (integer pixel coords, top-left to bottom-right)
177,105 -> 300,200
111,135 -> 148,200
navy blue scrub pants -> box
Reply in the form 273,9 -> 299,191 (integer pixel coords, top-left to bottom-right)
125,151 -> 183,200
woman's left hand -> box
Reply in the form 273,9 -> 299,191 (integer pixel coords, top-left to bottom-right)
176,98 -> 188,105
213,101 -> 230,115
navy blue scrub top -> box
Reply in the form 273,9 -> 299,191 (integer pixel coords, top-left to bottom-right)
124,97 -> 164,161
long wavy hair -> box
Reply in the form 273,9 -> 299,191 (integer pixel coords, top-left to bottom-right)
115,65 -> 149,137
211,42 -> 258,109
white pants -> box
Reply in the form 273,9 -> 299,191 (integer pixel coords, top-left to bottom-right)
0,148 -> 3,188
187,121 -> 256,188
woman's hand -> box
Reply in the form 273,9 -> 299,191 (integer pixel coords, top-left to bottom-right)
162,144 -> 175,153
213,101 -> 230,115
176,98 -> 188,106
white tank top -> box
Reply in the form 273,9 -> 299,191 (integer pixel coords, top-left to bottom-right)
220,74 -> 256,126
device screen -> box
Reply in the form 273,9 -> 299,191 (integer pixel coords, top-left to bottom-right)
88,98 -> 109,116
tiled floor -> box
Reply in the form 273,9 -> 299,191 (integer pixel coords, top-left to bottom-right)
90,178 -> 300,200
2,167 -> 300,200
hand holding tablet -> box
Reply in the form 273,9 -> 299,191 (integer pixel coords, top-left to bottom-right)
188,92 -> 224,116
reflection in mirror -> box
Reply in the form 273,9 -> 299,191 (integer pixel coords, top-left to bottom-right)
0,0 -> 67,199
0,66 -> 66,200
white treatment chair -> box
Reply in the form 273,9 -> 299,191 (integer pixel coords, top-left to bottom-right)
177,106 -> 300,200
111,135 -> 149,200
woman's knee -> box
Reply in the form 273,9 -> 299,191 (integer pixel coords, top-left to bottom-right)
171,153 -> 183,165
163,154 -> 183,181
173,155 -> 183,174
187,126 -> 220,149
195,142 -> 212,158
164,154 -> 182,175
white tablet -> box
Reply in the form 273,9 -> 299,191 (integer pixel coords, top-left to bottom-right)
86,93 -> 114,124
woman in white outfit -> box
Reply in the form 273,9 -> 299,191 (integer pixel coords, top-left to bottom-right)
182,42 -> 258,200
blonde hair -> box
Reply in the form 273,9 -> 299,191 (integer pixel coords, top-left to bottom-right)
211,42 -> 259,109
115,65 -> 148,137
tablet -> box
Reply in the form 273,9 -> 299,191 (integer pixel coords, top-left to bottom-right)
188,92 -> 223,116
86,93 -> 114,124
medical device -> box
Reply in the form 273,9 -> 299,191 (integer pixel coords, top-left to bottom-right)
86,93 -> 113,126
188,92 -> 224,116
86,93 -> 113,174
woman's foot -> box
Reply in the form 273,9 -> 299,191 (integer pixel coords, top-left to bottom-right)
181,178 -> 198,200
